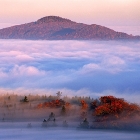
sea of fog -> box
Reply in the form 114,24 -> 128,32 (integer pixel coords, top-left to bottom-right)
0,40 -> 140,103
0,39 -> 140,139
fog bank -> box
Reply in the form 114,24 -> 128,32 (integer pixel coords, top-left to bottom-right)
0,40 -> 140,103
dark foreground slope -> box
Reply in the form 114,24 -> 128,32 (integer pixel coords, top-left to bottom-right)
0,16 -> 139,40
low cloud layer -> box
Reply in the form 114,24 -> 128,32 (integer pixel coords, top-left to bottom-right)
0,39 -> 140,100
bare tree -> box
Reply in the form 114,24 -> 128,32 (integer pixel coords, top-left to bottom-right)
56,91 -> 62,99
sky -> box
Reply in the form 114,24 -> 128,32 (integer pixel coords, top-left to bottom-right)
0,40 -> 140,103
0,0 -> 140,29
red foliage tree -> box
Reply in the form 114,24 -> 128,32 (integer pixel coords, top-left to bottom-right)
80,100 -> 88,110
94,96 -> 140,118
36,99 -> 70,108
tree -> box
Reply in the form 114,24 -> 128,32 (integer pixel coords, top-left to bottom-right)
23,96 -> 29,102
61,105 -> 66,115
56,91 -> 62,99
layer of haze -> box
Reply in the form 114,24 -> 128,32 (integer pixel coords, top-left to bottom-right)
0,40 -> 140,103
0,0 -> 140,28
0,127 -> 140,140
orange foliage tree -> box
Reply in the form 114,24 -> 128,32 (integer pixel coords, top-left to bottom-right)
94,96 -> 140,117
80,100 -> 88,110
37,99 -> 70,108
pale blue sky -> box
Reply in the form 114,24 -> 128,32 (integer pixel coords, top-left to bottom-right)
0,0 -> 140,26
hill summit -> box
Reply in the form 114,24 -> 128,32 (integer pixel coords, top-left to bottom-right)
0,16 -> 139,40
37,16 -> 73,23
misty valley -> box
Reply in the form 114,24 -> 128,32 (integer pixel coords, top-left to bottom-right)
0,93 -> 140,140
0,93 -> 140,129
0,40 -> 140,139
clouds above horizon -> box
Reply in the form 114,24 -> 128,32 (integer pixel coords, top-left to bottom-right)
0,40 -> 140,96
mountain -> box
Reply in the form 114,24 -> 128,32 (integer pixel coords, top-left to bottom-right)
0,16 -> 139,40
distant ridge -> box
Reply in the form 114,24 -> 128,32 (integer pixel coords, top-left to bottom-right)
0,16 -> 139,40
